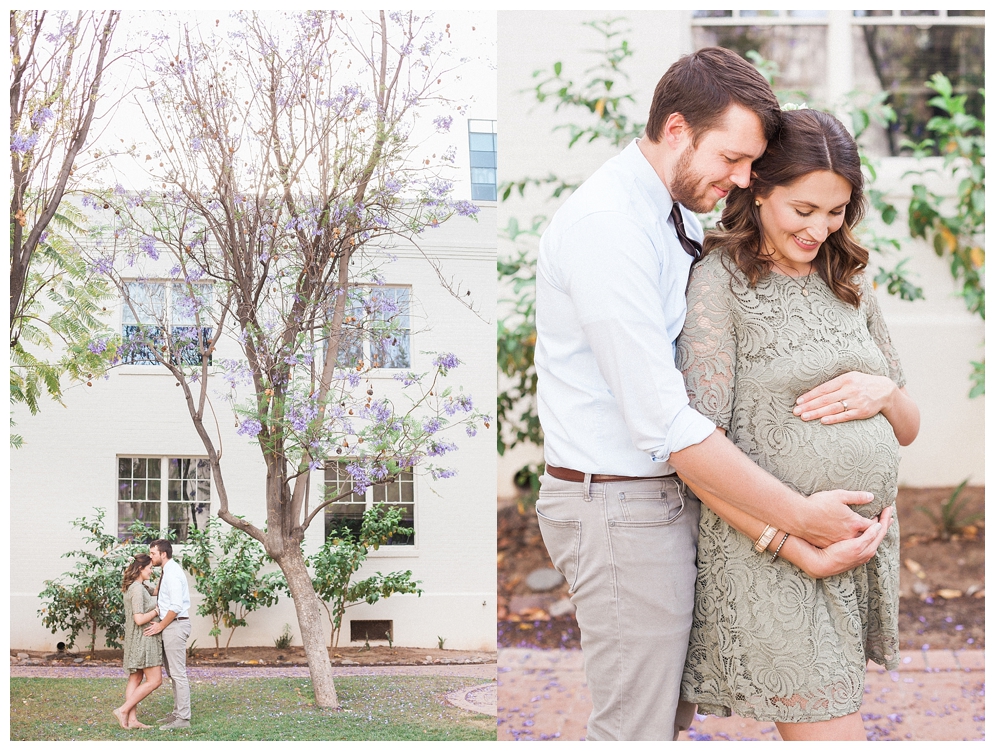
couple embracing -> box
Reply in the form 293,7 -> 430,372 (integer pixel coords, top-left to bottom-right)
535,47 -> 919,741
113,539 -> 192,731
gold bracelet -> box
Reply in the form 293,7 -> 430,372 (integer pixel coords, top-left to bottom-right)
754,524 -> 778,553
771,532 -> 790,562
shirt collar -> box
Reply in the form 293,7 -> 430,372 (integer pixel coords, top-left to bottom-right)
620,139 -> 675,216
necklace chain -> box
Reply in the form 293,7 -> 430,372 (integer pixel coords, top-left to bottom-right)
768,258 -> 814,296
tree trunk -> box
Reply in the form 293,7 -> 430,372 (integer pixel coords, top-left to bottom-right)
274,546 -> 339,709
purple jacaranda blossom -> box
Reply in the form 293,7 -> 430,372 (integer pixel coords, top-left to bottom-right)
433,353 -> 459,371
426,440 -> 457,457
453,200 -> 480,217
393,371 -> 422,386
87,337 -> 109,354
237,418 -> 263,437
89,257 -> 114,275
443,393 -> 473,415
429,467 -> 457,480
433,114 -> 453,133
422,417 -> 442,435
31,107 -> 54,127
11,132 -> 38,154
139,235 -> 159,260
81,194 -> 99,210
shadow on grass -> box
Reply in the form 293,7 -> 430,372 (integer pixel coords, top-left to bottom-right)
11,676 -> 495,741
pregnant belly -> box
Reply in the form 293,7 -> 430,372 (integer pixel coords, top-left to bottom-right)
735,411 -> 899,518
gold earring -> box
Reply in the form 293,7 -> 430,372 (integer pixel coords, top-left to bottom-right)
755,200 -> 761,207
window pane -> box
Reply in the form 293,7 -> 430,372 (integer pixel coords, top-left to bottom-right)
196,459 -> 210,479
469,150 -> 497,168
471,184 -> 497,201
134,458 -> 147,478
168,458 -> 181,480
325,502 -> 366,540
122,283 -> 166,325
168,501 -> 210,543
148,458 -> 160,477
171,326 -> 214,366
384,504 -> 414,546
148,477 -> 161,501
118,457 -> 131,478
121,325 -> 166,365
118,479 -> 132,501
168,479 -> 181,501
133,479 -> 146,501
468,132 -> 495,151
171,283 -> 213,326
118,501 -> 161,541
853,24 -> 984,156
470,167 -> 497,185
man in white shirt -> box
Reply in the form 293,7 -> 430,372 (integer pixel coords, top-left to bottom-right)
535,47 -> 887,741
146,539 -> 192,730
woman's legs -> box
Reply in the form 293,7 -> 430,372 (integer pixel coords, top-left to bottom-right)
124,672 -> 145,728
114,672 -> 144,729
776,711 -> 867,741
114,667 -> 162,728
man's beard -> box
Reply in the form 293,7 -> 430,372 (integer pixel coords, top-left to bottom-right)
669,145 -> 716,214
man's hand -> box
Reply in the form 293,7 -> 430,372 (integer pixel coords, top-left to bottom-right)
796,489 -> 876,548
144,621 -> 165,637
795,507 -> 893,578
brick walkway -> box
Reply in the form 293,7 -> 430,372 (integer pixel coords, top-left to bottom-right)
497,648 -> 985,741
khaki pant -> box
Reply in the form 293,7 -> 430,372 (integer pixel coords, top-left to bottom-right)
536,473 -> 700,741
162,619 -> 192,721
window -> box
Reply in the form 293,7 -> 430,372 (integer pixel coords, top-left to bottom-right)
350,620 -> 392,643
691,10 -> 985,157
121,282 -> 214,366
324,463 -> 415,546
117,457 -> 211,542
468,119 -> 497,201
335,286 -> 411,369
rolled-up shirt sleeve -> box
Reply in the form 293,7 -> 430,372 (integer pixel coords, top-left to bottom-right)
561,212 -> 716,462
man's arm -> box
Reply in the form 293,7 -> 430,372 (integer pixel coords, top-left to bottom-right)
680,465 -> 890,576
669,430 -> 874,547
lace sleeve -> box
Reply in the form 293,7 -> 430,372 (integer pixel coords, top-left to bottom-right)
129,583 -> 145,616
861,275 -> 906,388
676,256 -> 738,430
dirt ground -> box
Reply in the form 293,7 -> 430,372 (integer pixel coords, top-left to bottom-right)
12,645 -> 495,668
498,485 -> 984,651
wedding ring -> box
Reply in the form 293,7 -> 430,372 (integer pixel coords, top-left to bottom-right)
841,400 -> 848,411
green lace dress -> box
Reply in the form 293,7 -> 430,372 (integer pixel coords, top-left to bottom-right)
676,250 -> 903,723
123,580 -> 163,673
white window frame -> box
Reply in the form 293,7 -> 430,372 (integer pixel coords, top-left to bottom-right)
334,284 -> 412,371
116,455 -> 212,543
120,281 -> 215,368
323,462 -> 418,554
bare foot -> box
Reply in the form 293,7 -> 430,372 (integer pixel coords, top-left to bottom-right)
112,707 -> 129,729
129,720 -> 152,729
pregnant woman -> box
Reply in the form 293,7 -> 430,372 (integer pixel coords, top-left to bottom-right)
113,554 -> 164,729
676,108 -> 919,741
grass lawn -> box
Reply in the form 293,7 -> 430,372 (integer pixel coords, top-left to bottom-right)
11,675 -> 495,741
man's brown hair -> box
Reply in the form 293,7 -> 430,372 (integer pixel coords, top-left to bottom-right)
645,47 -> 781,145
150,539 -> 173,559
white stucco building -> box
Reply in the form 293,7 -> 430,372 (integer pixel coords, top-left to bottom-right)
11,196 -> 498,653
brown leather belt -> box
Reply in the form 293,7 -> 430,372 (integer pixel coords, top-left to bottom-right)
546,464 -> 671,484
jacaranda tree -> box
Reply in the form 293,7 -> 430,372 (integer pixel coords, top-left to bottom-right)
9,11 -> 122,439
87,11 -> 487,708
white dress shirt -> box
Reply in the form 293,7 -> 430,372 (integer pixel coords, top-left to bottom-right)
157,557 -> 191,619
536,140 -> 716,476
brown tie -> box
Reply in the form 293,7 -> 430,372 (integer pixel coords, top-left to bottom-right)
670,203 -> 702,263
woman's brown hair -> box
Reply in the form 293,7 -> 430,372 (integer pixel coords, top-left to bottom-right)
703,108 -> 869,307
122,553 -> 152,592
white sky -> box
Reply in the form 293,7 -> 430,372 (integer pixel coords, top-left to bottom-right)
84,10 -> 496,198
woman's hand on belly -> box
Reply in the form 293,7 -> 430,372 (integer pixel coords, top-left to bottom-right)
793,372 -> 920,445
